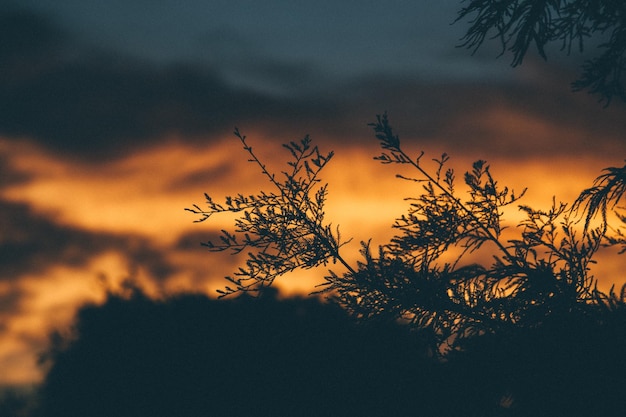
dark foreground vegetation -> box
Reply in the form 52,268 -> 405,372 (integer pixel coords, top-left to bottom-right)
1,285 -> 621,417
35,287 -> 424,417
3,2 -> 626,415
5,130 -> 626,416
183,108 -> 626,416
8,117 -> 626,416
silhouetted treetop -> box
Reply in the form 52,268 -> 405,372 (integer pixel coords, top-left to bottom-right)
188,113 -> 626,354
186,129 -> 352,296
37,285 -> 626,416
37,288 -> 427,417
455,0 -> 626,104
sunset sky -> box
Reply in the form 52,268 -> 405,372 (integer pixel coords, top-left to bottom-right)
1,1 -> 626,386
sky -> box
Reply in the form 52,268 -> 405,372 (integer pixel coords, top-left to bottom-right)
1,0 -> 626,386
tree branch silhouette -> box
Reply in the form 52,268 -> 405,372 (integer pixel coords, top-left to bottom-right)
455,0 -> 626,104
185,129 -> 354,296
188,113 -> 626,353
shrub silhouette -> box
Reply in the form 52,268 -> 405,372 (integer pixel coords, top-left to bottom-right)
36,286 -> 626,416
0,388 -> 35,417
185,113 -> 626,415
445,303 -> 626,416
37,287 -> 431,417
187,113 -> 626,351
36,115 -> 626,416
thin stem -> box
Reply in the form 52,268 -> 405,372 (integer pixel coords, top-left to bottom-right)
236,128 -> 356,277
398,145 -> 519,267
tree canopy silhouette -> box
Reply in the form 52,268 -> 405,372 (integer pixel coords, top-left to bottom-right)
454,0 -> 626,104
36,282 -> 626,416
187,113 -> 626,354
36,287 -> 428,417
183,115 -> 626,414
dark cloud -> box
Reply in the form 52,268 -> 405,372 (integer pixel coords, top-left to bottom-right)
3,9 -> 624,164
0,7 -> 66,69
173,231 -> 220,252
196,26 -> 329,94
0,154 -> 32,188
327,72 -> 626,160
165,161 -> 235,192
173,230 -> 248,280
0,287 -> 22,316
0,9 -> 339,161
0,200 -> 175,282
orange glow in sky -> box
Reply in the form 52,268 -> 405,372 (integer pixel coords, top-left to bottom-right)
2,106 -> 625,385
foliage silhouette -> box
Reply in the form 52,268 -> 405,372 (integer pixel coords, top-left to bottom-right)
188,113 -> 626,354
36,286 -> 626,416
0,388 -> 36,417
454,0 -> 626,104
36,287 -> 428,417
186,129 -> 353,296
444,303 -> 626,416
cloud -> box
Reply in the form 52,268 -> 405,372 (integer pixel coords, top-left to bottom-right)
0,197 -> 188,384
0,7 -> 66,66
3,8 -> 625,165
0,200 -> 176,282
0,9 -> 340,161
328,71 -> 626,162
0,284 -> 22,317
0,154 -> 31,188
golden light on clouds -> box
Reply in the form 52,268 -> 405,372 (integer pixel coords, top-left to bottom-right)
1,136 -> 239,242
0,252 -> 126,384
0,108 -> 625,386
